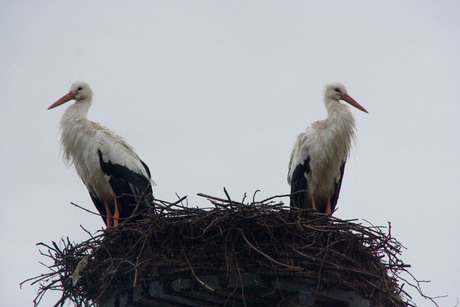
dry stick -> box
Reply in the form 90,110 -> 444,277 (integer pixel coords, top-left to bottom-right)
238,229 -> 302,271
223,235 -> 247,307
154,195 -> 188,209
257,193 -> 292,204
79,225 -> 97,239
398,270 -> 443,307
129,189 -> 151,217
70,202 -> 101,217
314,233 -> 331,296
181,245 -> 215,292
27,192 -> 437,306
94,228 -> 149,304
172,195 -> 188,206
133,233 -> 150,287
197,193 -> 245,206
223,187 -> 233,207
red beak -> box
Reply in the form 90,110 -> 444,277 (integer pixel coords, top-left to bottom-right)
341,93 -> 368,113
48,92 -> 76,110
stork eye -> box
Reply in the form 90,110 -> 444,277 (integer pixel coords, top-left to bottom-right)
334,88 -> 341,93
77,87 -> 83,91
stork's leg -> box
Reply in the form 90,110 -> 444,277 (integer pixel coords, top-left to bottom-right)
113,198 -> 120,227
104,202 -> 113,227
325,198 -> 332,215
310,195 -> 317,211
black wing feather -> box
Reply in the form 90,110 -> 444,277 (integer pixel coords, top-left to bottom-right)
290,156 -> 311,209
97,150 -> 152,220
330,161 -> 346,212
89,192 -> 108,225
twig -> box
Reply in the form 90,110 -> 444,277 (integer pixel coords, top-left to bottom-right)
181,245 -> 215,292
239,229 -> 303,271
197,193 -> 245,206
70,202 -> 101,217
24,192 -> 438,307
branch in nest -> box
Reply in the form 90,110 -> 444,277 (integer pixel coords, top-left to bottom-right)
23,191 -> 439,307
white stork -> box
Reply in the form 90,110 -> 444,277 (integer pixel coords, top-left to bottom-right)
287,82 -> 368,214
48,81 -> 154,227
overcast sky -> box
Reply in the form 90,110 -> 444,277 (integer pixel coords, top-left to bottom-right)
1,1 -> 459,306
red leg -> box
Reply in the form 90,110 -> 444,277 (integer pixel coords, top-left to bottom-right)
325,198 -> 332,215
310,195 -> 317,211
113,198 -> 120,227
104,201 -> 113,227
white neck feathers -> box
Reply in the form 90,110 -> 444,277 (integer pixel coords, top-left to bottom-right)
59,101 -> 93,165
324,100 -> 356,158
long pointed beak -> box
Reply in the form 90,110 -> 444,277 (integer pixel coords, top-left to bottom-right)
341,93 -> 368,113
47,92 -> 76,110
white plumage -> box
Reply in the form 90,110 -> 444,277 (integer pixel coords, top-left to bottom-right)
49,81 -> 154,227
287,83 -> 367,214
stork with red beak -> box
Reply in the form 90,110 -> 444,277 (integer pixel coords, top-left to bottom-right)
48,81 -> 154,227
287,82 -> 368,214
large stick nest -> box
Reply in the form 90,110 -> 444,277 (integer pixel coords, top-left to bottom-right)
25,192 -> 430,306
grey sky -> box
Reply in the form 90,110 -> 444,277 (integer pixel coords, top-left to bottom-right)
1,1 -> 459,306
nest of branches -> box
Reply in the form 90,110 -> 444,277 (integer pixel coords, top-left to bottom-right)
25,191 -> 425,307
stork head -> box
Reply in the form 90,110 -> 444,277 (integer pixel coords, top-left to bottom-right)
48,81 -> 93,110
324,82 -> 368,113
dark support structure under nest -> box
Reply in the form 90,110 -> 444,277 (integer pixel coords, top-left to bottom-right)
23,192 -> 437,307
103,273 -> 373,306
